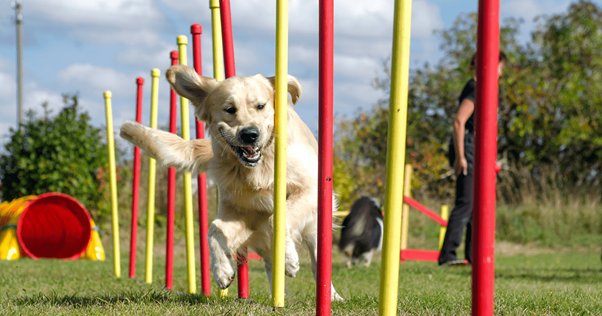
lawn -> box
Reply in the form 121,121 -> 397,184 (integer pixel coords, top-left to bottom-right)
1,247 -> 601,315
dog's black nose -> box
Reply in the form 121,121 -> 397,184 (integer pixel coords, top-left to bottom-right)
240,127 -> 260,144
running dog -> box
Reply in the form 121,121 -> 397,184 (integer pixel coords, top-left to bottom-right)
338,197 -> 383,268
120,65 -> 343,301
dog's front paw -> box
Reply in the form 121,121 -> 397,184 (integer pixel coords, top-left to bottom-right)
213,263 -> 235,290
285,258 -> 300,278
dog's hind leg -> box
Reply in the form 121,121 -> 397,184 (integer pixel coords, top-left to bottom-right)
254,245 -> 290,296
303,228 -> 344,302
120,121 -> 213,174
284,227 -> 301,278
208,217 -> 252,290
362,249 -> 375,267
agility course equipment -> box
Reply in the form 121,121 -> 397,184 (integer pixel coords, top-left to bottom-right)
209,0 -> 228,297
472,0 -> 501,314
0,193 -> 103,261
145,68 -> 160,284
129,77 -> 144,279
104,90 -> 121,278
166,50 -> 178,290
317,0 -> 334,314
190,23 -> 212,298
219,0 -> 250,299
177,35 -> 198,295
272,0 -> 288,308
377,0 -> 412,314
399,164 -> 449,262
100,0 -> 500,313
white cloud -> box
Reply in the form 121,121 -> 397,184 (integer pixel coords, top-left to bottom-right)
0,72 -> 16,100
412,0 -> 445,39
56,63 -> 135,97
501,0 -> 571,42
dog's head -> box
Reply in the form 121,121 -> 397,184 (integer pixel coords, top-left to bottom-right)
166,65 -> 302,168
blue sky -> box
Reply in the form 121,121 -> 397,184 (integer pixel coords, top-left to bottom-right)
0,0 -> 597,154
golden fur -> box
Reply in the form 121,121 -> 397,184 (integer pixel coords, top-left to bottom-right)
120,65 -> 342,301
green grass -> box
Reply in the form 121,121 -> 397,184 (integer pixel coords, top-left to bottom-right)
1,249 -> 602,315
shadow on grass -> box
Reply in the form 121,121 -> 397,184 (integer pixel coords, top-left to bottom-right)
494,268 -> 602,284
11,288 -> 272,312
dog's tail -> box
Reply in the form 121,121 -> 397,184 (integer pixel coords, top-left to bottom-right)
120,121 -> 213,174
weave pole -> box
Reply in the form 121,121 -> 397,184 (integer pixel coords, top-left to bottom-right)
129,77 -> 144,278
177,35 -> 198,294
166,51 -> 179,290
103,90 -> 121,278
472,0 -> 500,314
272,0 -> 288,309
210,0 -> 228,298
316,0 -> 333,314
378,0 -> 412,314
145,68 -> 160,284
219,0 -> 249,299
191,23 -> 212,298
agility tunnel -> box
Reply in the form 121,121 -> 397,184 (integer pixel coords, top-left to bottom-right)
0,193 -> 104,261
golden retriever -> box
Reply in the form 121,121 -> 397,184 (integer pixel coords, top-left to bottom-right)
120,65 -> 343,301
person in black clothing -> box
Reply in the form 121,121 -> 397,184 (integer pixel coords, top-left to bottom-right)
438,51 -> 507,267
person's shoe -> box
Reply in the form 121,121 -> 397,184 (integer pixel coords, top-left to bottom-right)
439,259 -> 468,267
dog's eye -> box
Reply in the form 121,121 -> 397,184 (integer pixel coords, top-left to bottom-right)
257,104 -> 265,110
225,107 -> 237,114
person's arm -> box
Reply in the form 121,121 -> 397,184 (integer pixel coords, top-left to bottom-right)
452,98 -> 475,175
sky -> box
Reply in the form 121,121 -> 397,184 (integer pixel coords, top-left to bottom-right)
0,0 -> 596,155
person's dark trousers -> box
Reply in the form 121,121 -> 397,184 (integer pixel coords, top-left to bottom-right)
439,133 -> 474,265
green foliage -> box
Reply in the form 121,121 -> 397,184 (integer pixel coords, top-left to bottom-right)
334,0 -> 602,209
0,94 -> 110,221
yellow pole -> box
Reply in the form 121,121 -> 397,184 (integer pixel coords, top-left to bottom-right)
144,69 -> 160,284
178,35 -> 197,294
400,164 -> 412,252
272,0 -> 288,308
210,0 -> 227,298
378,0 -> 412,314
104,91 -> 121,278
439,205 -> 449,251
210,0 -> 224,82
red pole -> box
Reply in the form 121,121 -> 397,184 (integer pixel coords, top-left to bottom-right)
191,23 -> 211,298
219,0 -> 236,79
166,51 -> 179,290
129,77 -> 144,279
472,0 -> 500,315
317,0 -> 333,314
219,0 -> 249,299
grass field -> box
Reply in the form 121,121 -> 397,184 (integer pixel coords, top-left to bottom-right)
1,245 -> 601,315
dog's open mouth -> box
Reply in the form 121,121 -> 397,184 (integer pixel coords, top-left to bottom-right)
235,146 -> 262,166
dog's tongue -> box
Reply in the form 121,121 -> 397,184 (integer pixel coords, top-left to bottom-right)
243,146 -> 258,155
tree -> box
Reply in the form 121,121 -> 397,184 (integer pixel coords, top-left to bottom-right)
0,94 -> 111,221
333,0 -> 602,209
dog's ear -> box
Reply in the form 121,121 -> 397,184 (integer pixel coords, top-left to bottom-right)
267,75 -> 303,105
166,65 -> 218,121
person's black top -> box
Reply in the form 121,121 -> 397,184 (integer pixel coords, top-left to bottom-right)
458,78 -> 476,133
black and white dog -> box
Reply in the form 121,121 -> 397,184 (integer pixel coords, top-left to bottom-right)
338,197 -> 384,268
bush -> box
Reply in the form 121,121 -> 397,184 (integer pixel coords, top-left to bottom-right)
0,94 -> 110,221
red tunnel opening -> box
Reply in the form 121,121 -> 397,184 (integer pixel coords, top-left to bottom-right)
17,193 -> 91,260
